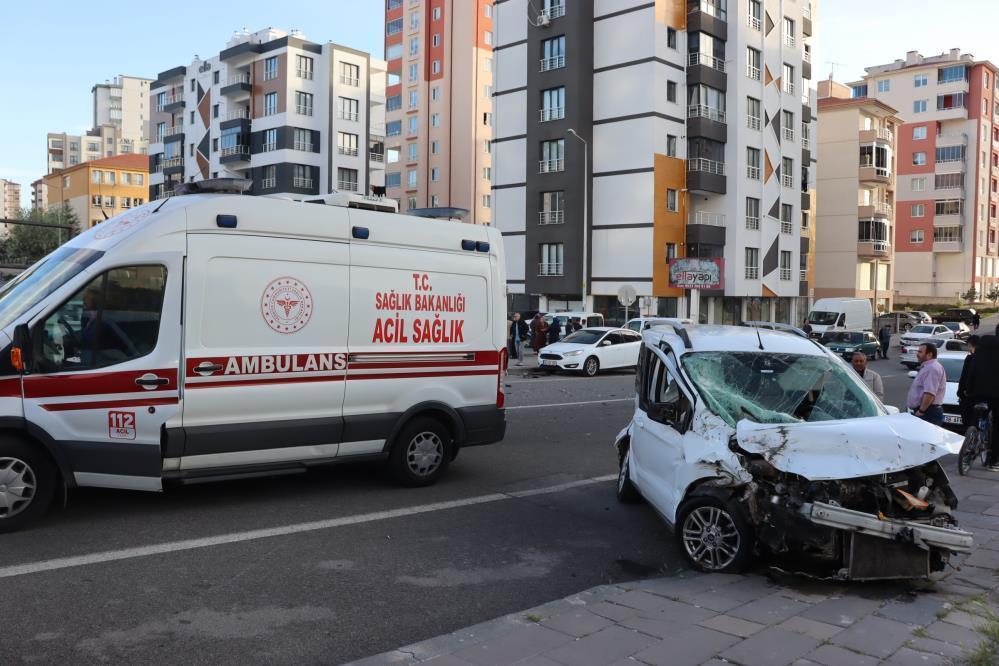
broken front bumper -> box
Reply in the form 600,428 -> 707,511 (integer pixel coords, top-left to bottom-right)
804,502 -> 973,553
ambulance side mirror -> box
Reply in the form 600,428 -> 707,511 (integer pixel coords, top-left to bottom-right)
11,323 -> 31,374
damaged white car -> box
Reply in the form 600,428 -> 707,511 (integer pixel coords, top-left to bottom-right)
614,324 -> 973,580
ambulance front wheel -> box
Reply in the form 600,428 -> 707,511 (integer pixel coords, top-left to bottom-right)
0,437 -> 57,534
389,417 -> 453,487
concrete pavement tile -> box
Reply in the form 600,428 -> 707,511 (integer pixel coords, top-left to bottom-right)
698,614 -> 766,638
612,590 -> 683,613
629,626 -> 740,666
718,627 -> 822,666
684,592 -> 745,613
705,576 -> 779,603
637,574 -> 738,600
908,636 -> 967,659
542,625 -> 657,666
955,499 -> 994,513
348,652 -> 418,666
941,608 -> 993,631
875,595 -> 949,626
729,594 -> 813,625
620,606 -> 719,641
585,601 -> 641,623
924,618 -> 986,646
776,616 -> 844,641
422,656 -> 475,666
805,644 -> 879,666
882,646 -> 951,665
453,626 -> 574,666
507,657 -> 562,666
634,598 -> 717,625
799,596 -> 883,627
829,615 -> 913,659
540,610 -> 614,638
964,547 -> 999,569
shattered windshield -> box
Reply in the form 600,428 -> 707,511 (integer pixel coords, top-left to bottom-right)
807,311 -> 838,326
680,351 -> 884,427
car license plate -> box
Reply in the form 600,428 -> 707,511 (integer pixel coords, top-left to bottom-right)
541,360 -> 557,366
944,414 -> 962,425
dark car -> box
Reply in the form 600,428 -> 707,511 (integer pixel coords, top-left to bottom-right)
941,321 -> 972,340
820,331 -> 881,360
933,308 -> 977,325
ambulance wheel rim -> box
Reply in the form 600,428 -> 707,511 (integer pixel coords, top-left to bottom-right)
406,432 -> 444,477
0,457 -> 36,520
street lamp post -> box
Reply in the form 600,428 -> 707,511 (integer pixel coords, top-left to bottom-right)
567,129 -> 588,311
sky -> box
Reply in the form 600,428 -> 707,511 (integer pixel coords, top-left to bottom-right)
3,0 -> 999,207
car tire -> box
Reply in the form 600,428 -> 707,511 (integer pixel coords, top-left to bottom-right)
0,437 -> 57,534
675,496 -> 753,574
616,447 -> 642,504
388,417 -> 452,487
583,356 -> 600,377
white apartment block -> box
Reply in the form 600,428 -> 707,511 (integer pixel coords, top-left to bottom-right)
0,179 -> 21,219
147,28 -> 386,200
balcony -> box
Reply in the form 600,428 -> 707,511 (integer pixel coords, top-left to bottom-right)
538,262 -> 564,277
539,158 -> 564,174
859,127 -> 893,144
858,201 -> 893,219
783,80 -> 796,96
747,115 -> 761,131
687,158 -> 726,194
220,145 -> 250,163
747,66 -> 761,81
745,266 -> 759,280
338,75 -> 358,86
934,211 -> 963,227
369,152 -> 385,163
687,211 -> 726,245
784,33 -> 796,48
803,3 -> 813,35
337,180 -> 358,192
859,162 -> 893,186
158,94 -> 184,113
293,177 -> 315,189
297,105 -> 314,116
540,107 -> 565,122
936,133 -> 967,148
746,215 -> 760,230
800,269 -> 808,282
780,267 -> 793,281
539,211 -> 564,225
747,165 -> 761,180
540,55 -> 566,72
687,105 -> 727,142
782,173 -> 794,188
338,111 -> 360,121
857,240 -> 891,257
541,3 -> 565,20
161,157 -> 184,175
338,146 -> 359,156
687,51 -> 725,72
221,74 -> 251,97
783,126 -> 795,142
933,240 -> 963,253
687,52 -> 727,90
687,1 -> 728,41
261,142 -> 277,153
261,177 -> 277,189
688,211 -> 725,227
747,14 -> 761,30
296,141 -> 315,152
224,108 -> 249,121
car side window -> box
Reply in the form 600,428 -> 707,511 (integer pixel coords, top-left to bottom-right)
604,332 -> 623,345
33,265 -> 167,373
623,331 -> 642,342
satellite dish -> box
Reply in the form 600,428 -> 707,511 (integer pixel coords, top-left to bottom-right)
617,285 -> 637,307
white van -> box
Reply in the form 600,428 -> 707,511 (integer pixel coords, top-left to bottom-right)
543,312 -> 604,334
0,185 -> 507,532
806,298 -> 873,338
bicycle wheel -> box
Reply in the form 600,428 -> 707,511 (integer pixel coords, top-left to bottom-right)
958,426 -> 979,476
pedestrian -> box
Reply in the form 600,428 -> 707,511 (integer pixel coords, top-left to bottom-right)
802,319 -> 812,337
531,314 -> 548,354
508,313 -> 528,366
572,318 -> 583,332
906,342 -> 947,426
851,352 -> 885,401
958,335 -> 981,429
878,323 -> 892,360
972,311 -> 981,331
546,316 -> 561,345
966,334 -> 999,470
564,317 -> 574,337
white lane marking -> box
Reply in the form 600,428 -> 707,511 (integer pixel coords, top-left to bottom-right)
506,398 -> 634,410
0,475 -> 616,580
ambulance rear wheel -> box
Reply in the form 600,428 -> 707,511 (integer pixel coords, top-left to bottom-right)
389,417 -> 452,487
0,438 -> 56,534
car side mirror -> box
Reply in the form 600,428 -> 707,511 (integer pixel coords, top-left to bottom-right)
600,340 -> 612,346
885,405 -> 900,415
907,370 -> 918,379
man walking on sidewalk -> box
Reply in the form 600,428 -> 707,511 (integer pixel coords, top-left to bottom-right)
852,352 -> 884,401
509,313 -> 528,366
907,342 -> 947,426
878,324 -> 892,359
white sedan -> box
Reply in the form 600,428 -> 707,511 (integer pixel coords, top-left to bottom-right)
899,337 -> 967,368
900,324 -> 954,347
538,327 -> 642,376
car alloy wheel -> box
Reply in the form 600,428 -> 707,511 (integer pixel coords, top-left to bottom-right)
0,456 -> 37,519
681,505 -> 742,571
584,357 -> 599,377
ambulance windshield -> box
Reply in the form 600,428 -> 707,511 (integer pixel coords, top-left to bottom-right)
0,246 -> 104,331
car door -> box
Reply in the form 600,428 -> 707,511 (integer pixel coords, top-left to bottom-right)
619,330 -> 643,367
22,260 -> 182,490
596,331 -> 621,367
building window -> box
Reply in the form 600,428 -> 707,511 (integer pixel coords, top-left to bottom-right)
264,56 -> 278,81
299,56 -> 315,80
914,99 -> 927,113
261,128 -> 278,152
913,126 -> 926,140
748,0 -> 761,28
782,63 -> 795,94
540,139 -> 564,172
801,211 -> 810,230
779,251 -> 792,280
432,60 -> 441,74
938,65 -> 968,83
293,165 -> 313,189
431,167 -> 440,182
666,188 -> 678,212
667,81 -> 677,103
190,110 -> 195,124
747,48 -> 761,80
212,138 -> 218,152
746,197 -> 760,229
852,84 -> 868,98
295,129 -> 315,152
407,142 -> 418,161
387,120 -> 402,136
935,199 -> 963,216
782,110 -> 794,141
540,191 -> 564,225
295,91 -> 314,116
913,151 -> 927,166
409,63 -> 419,81
483,167 -> 491,180
745,247 -> 759,279
934,227 -> 962,242
936,145 -> 965,163
781,204 -> 793,233
337,167 -> 359,192
484,4 -> 491,18
386,43 -> 403,60
911,203 -> 925,217
912,177 -> 925,191
666,243 -> 677,260
429,140 -> 439,155
877,80 -> 890,93
430,195 -> 440,207
914,74 -> 928,87
432,86 -> 441,101
262,165 -> 277,189
432,34 -> 440,47
386,172 -> 401,188
747,97 -> 761,130
541,86 -> 565,121
431,6 -> 441,19
410,11 -> 419,29
937,92 -> 966,111
541,36 -> 566,71
410,37 -> 420,56
264,92 -> 278,116
387,18 -> 403,35
387,94 -> 402,111
667,27 -> 677,49
409,116 -> 419,135
910,229 -> 925,243
539,243 -> 564,276
747,147 -> 761,179
409,90 -> 419,108
781,157 -> 794,188
408,170 -> 418,188
783,17 -> 795,46
666,135 -> 678,157
484,31 -> 493,45
212,104 -> 219,119
432,113 -> 441,127
483,194 -> 491,208
340,97 -> 360,121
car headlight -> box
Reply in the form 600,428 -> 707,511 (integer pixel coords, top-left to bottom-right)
565,349 -> 584,356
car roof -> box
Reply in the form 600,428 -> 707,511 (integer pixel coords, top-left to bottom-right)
644,324 -> 826,356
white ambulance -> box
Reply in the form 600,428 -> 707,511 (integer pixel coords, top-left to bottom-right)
0,182 -> 508,532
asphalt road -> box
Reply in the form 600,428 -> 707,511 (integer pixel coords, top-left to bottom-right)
0,369 -> 675,665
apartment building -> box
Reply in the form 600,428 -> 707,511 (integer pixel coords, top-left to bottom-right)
46,75 -> 153,173
0,179 -> 21,219
852,49 -> 999,303
148,28 -> 386,201
42,154 -> 148,229
493,0 -> 817,323
383,0 -> 494,224
815,81 -> 900,312
31,179 -> 48,211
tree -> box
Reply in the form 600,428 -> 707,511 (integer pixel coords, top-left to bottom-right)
0,206 -> 79,267
963,286 -> 979,304
988,285 -> 999,307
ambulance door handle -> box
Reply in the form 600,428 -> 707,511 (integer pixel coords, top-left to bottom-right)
193,362 -> 223,376
135,373 -> 170,389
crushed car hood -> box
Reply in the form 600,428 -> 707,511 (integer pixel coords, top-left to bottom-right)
735,413 -> 964,481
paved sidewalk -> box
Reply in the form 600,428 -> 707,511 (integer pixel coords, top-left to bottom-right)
350,466 -> 999,666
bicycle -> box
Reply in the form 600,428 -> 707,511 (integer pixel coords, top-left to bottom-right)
958,402 -> 992,475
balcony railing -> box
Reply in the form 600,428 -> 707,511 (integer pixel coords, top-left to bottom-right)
293,177 -> 314,188
540,107 -> 565,122
800,269 -> 808,282
802,135 -> 811,149
746,215 -> 760,230
225,109 -> 249,121
747,116 -> 761,131
162,157 -> 183,168
163,125 -> 183,137
298,69 -> 315,80
784,34 -> 796,48
540,55 -> 566,72
747,66 -> 761,81
803,49 -> 811,63
747,166 -> 761,180
261,142 -> 277,153
687,158 -> 725,176
782,173 -> 794,188
220,145 -> 249,158
689,0 -> 726,21
337,180 -> 358,191
539,158 -> 565,173
539,211 -> 565,225
780,268 -> 792,281
338,111 -> 360,121
338,146 -> 359,156
783,81 -> 796,95
541,3 -> 565,20
781,220 -> 793,234
688,211 -> 726,226
225,74 -> 251,86
745,266 -> 759,279
261,177 -> 276,189
747,14 -> 761,30
803,3 -> 813,18
688,105 -> 726,124
369,152 -> 385,162
869,201 -> 893,217
538,262 -> 564,276
155,190 -> 176,200
339,75 -> 359,86
296,141 -> 315,152
687,52 -> 726,72
783,126 -> 795,142
296,104 -> 314,116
